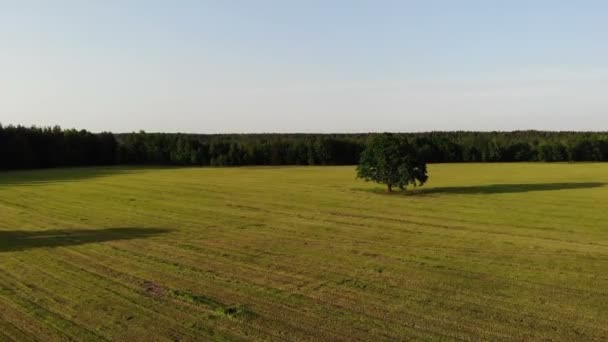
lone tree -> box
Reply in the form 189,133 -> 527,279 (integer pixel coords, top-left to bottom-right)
357,133 -> 428,192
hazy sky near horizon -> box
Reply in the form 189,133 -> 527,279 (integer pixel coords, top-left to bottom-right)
2,1 -> 608,133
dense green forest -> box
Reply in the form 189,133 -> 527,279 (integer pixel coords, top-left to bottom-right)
1,123 -> 608,170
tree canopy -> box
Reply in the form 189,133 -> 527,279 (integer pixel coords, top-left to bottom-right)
356,133 -> 428,192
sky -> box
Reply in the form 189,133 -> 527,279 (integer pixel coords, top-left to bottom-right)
1,1 -> 608,133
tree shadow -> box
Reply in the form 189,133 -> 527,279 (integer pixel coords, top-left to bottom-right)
404,182 -> 606,196
0,167 -> 132,187
0,166 -> 180,188
0,227 -> 171,253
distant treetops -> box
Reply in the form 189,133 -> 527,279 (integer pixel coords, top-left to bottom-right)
357,133 -> 428,192
2,123 -> 608,171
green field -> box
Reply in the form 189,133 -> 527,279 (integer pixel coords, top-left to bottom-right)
0,164 -> 607,341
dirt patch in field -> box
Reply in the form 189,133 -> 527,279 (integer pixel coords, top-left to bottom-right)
142,281 -> 167,297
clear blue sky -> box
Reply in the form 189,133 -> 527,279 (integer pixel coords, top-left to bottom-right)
2,1 -> 607,133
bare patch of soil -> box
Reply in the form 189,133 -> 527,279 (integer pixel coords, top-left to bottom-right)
142,281 -> 166,297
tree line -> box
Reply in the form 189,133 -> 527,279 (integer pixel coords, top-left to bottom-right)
0,125 -> 116,170
2,123 -> 608,170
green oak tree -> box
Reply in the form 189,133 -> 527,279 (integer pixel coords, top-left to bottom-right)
357,133 -> 428,192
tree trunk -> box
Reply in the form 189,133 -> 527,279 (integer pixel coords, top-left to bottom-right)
387,184 -> 393,192
399,184 -> 405,190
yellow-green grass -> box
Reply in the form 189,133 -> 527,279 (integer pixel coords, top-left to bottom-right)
0,164 -> 607,341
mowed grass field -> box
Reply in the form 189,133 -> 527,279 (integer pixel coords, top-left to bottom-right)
0,164 -> 607,341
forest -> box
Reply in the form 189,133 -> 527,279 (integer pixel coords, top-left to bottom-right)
1,123 -> 608,170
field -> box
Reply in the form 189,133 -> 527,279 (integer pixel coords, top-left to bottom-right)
0,164 -> 607,341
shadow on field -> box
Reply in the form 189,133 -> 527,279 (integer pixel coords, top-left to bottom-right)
0,227 -> 170,253
0,166 -> 182,187
0,167 -> 133,187
404,182 -> 605,196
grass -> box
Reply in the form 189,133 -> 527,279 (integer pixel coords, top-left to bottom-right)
0,163 -> 607,341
